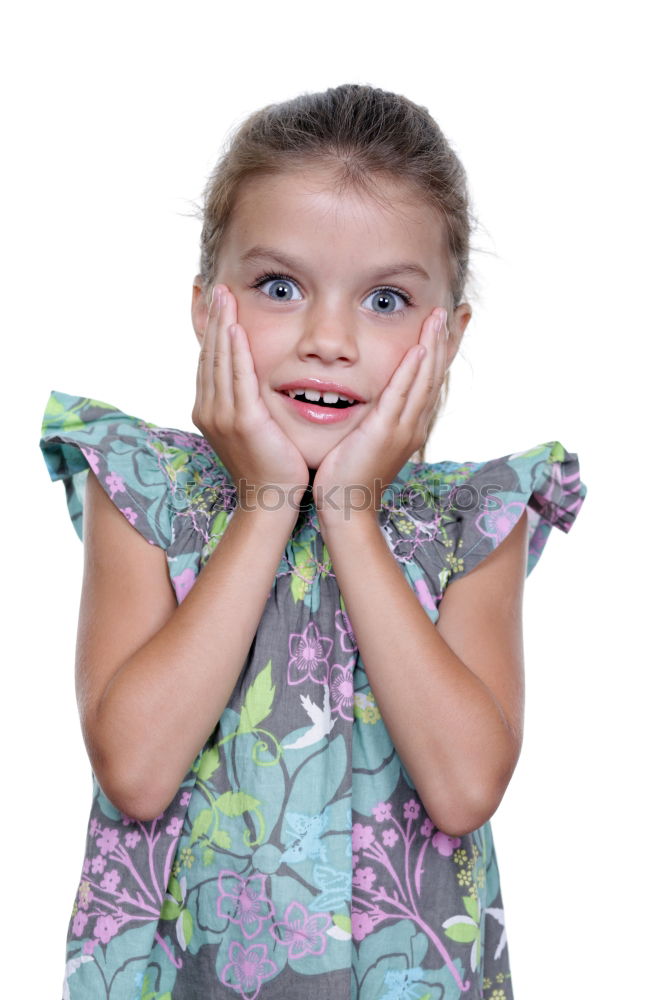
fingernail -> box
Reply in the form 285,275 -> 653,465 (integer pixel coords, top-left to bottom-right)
433,312 -> 443,335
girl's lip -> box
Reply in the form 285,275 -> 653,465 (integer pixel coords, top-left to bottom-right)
275,380 -> 366,403
278,390 -> 365,425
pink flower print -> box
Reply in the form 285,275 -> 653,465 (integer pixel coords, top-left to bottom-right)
352,853 -> 360,868
105,471 -> 126,499
72,911 -> 88,936
166,817 -> 183,837
432,832 -> 461,856
270,901 -> 331,959
81,447 -> 100,476
96,827 -> 119,856
92,854 -> 106,875
88,818 -> 100,837
91,854 -> 106,874
476,499 -> 526,544
94,914 -> 119,944
403,799 -> 421,821
352,866 -> 377,891
180,791 -> 192,807
372,802 -> 392,823
351,909 -> 374,942
83,939 -> 96,956
330,661 -> 354,719
421,818 -> 434,838
120,506 -> 138,526
382,829 -> 399,848
217,872 -> 275,940
288,622 -> 333,686
82,858 -> 91,875
124,831 -> 140,849
335,609 -> 357,652
173,568 -> 196,603
100,869 -> 121,892
352,823 -> 375,851
220,941 -> 278,1000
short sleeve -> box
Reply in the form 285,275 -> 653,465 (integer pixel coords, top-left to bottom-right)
439,440 -> 587,585
381,440 -> 587,609
39,389 -> 174,548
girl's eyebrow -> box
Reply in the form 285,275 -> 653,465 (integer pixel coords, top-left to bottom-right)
239,245 -> 431,283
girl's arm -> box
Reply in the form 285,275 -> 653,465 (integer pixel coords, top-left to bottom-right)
319,505 -> 528,837
77,469 -> 299,822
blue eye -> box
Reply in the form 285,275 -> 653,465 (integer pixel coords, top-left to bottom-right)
253,273 -> 303,301
362,287 -> 412,317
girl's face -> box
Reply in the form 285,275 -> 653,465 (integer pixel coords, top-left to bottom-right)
192,164 -> 471,470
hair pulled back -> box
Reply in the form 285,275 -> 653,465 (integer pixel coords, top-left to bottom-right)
195,83 -> 476,462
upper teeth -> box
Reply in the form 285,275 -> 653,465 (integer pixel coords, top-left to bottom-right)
287,389 -> 355,404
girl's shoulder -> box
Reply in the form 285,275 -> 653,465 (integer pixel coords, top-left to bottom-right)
39,389 -> 234,549
382,441 -> 587,602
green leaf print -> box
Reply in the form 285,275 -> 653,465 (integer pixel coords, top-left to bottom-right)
548,440 -> 566,463
442,915 -> 479,943
159,897 -> 181,921
196,745 -> 221,781
290,538 -> 316,603
170,450 -> 190,471
216,790 -> 266,845
176,908 -> 193,949
190,807 -> 213,843
237,661 -> 275,733
332,913 -> 351,934
211,829 -> 232,849
463,894 -> 480,922
166,873 -> 183,905
216,790 -> 261,816
210,508 -> 228,537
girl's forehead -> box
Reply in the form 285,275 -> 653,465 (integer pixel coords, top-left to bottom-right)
235,164 -> 435,221
226,166 -> 447,265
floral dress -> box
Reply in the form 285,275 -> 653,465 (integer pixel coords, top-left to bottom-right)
39,390 -> 587,1000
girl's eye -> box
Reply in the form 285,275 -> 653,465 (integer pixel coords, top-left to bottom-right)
252,273 -> 303,302
361,287 -> 413,318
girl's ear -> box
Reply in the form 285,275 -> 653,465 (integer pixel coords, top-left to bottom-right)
191,276 -> 209,346
446,302 -> 472,370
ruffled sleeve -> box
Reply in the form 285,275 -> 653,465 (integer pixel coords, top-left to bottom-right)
39,389 -> 174,547
381,441 -> 587,616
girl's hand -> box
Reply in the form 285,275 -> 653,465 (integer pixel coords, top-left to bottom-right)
313,307 -> 448,524
192,284 -> 311,512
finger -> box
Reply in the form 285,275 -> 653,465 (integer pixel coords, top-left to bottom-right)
402,308 -> 446,427
228,320 -> 262,415
378,307 -> 441,426
198,284 -> 220,408
213,285 -> 236,410
374,337 -> 428,426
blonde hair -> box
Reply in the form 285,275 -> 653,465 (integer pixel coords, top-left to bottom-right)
195,84 -> 477,462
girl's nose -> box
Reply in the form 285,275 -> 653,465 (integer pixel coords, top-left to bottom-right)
296,303 -> 360,364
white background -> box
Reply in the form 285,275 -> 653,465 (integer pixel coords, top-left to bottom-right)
2,1 -> 663,996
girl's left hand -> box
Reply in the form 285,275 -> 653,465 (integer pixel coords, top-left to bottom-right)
313,307 -> 448,524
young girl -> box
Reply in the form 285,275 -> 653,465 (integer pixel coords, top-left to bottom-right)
40,84 -> 587,1000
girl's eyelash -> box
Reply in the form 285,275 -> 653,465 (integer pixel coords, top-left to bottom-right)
249,271 -> 415,316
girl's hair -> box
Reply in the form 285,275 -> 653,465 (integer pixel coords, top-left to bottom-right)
195,83 -> 476,463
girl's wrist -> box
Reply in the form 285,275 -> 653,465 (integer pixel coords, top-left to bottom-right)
318,504 -> 381,541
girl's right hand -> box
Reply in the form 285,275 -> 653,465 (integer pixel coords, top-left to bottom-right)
192,283 -> 311,514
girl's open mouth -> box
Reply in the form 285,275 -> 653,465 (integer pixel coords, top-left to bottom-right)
279,389 -> 364,424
